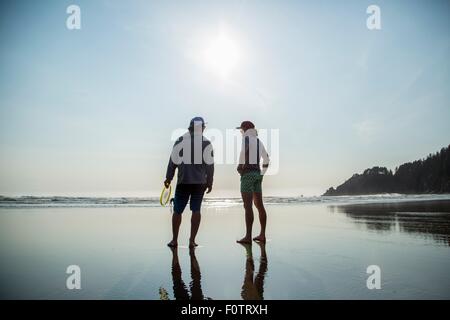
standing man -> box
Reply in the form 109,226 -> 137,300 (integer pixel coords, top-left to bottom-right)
236,121 -> 270,244
165,117 -> 214,248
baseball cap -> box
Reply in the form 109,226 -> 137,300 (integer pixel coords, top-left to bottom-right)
236,121 -> 255,131
189,117 -> 206,128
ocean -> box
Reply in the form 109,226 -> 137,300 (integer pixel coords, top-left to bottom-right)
2,193 -> 450,208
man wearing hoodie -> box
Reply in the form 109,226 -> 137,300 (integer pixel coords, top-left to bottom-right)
165,117 -> 214,248
235,121 -> 270,244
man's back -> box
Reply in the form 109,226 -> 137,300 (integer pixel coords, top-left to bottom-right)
166,131 -> 214,186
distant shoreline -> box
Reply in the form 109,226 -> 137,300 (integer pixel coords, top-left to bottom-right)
324,144 -> 450,196
1,194 -> 450,209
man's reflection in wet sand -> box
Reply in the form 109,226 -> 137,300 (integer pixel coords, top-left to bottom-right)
168,247 -> 211,300
239,242 -> 268,300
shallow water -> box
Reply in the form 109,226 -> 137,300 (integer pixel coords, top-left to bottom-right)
0,200 -> 449,299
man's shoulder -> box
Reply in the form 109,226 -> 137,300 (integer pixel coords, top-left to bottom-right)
174,133 -> 211,145
174,133 -> 189,144
173,136 -> 183,145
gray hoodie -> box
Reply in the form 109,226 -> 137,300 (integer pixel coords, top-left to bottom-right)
165,131 -> 214,186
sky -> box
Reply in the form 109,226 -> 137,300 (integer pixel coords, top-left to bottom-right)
0,0 -> 449,197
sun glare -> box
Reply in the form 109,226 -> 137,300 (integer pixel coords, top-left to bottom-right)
203,28 -> 240,79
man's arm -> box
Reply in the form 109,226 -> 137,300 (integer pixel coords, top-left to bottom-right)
259,140 -> 270,175
205,141 -> 214,193
165,157 -> 176,187
164,139 -> 180,187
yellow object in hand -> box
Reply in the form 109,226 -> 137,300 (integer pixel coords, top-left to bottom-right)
160,184 -> 172,206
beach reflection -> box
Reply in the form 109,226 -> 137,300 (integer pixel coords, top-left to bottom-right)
161,247 -> 211,300
162,242 -> 269,300
331,200 -> 450,246
239,242 -> 268,300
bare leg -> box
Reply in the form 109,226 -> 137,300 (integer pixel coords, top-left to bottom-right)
189,212 -> 201,248
252,192 -> 267,242
168,213 -> 182,247
237,192 -> 254,243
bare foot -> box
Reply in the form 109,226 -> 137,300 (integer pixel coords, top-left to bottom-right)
167,240 -> 178,247
253,235 -> 266,243
189,240 -> 198,248
236,237 -> 252,244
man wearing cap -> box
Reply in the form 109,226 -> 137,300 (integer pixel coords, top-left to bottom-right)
164,117 -> 214,248
236,121 -> 270,244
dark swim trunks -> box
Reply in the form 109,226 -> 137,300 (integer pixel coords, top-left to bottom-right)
173,184 -> 207,214
240,171 -> 263,193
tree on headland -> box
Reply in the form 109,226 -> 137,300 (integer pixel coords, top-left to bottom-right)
323,144 -> 450,196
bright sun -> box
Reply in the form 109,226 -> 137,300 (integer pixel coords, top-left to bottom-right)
203,28 -> 240,79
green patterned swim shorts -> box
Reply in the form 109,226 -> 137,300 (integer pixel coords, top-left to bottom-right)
240,171 -> 263,193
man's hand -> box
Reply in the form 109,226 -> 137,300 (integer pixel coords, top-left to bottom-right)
261,163 -> 269,176
164,179 -> 171,188
206,185 -> 212,194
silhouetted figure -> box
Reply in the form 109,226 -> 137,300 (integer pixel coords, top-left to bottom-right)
165,117 -> 214,248
235,121 -> 270,244
239,242 -> 268,300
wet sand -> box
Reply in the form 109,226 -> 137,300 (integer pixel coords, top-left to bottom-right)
0,200 -> 449,299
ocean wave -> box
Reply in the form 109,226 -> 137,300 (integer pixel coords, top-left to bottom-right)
1,194 -> 450,208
